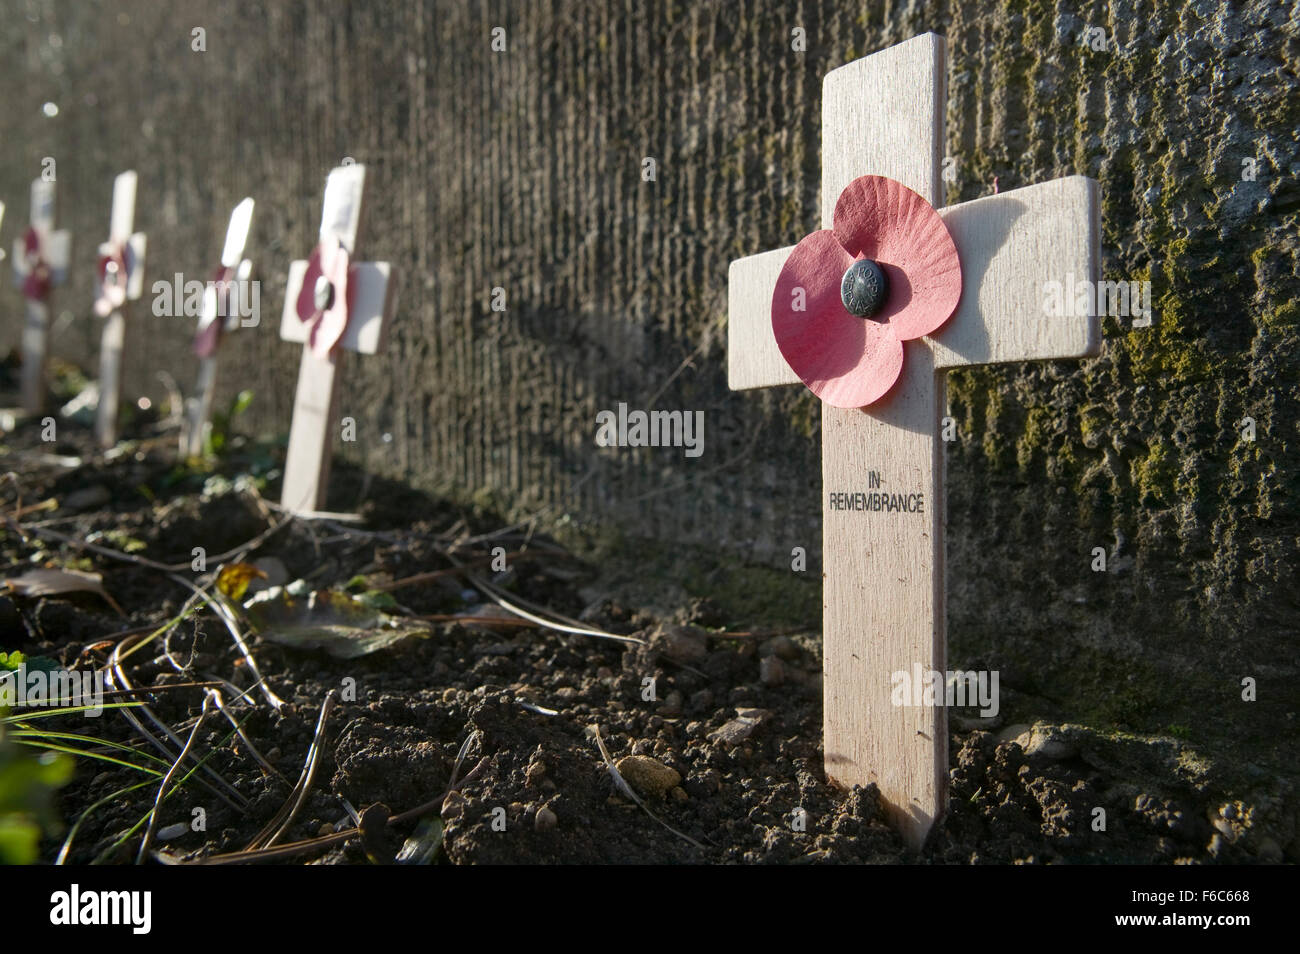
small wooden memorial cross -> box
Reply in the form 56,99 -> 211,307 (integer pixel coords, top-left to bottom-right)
727,34 -> 1099,848
12,179 -> 72,415
182,197 -> 255,459
93,170 -> 147,449
279,164 -> 396,513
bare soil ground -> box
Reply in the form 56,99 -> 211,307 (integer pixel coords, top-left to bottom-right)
0,402 -> 1257,864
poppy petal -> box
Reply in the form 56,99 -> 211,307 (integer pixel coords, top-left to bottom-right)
832,175 -> 961,341
296,245 -> 326,324
22,228 -> 49,300
194,266 -> 236,358
95,246 -> 129,315
773,230 -> 905,408
309,243 -> 350,358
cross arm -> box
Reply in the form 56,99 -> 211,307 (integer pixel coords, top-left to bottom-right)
726,175 -> 1100,389
932,175 -> 1101,369
278,163 -> 396,354
278,260 -> 396,354
727,246 -> 802,391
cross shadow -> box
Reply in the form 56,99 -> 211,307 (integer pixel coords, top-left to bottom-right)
931,195 -> 1028,368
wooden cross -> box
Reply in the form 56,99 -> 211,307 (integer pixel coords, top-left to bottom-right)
278,164 -> 396,513
727,34 -> 1099,848
12,179 -> 71,415
182,197 -> 255,459
93,170 -> 147,449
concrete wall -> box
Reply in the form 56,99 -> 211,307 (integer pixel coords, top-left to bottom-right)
3,1 -> 1297,782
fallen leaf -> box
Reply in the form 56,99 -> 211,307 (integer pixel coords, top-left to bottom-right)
243,587 -> 430,659
216,562 -> 268,602
396,818 -> 444,865
4,568 -> 121,613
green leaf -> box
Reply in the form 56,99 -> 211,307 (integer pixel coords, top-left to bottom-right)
0,724 -> 74,863
0,817 -> 40,865
88,529 -> 147,554
229,389 -> 255,418
0,652 -> 61,675
353,590 -> 401,613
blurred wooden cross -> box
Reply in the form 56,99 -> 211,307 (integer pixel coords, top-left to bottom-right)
727,33 -> 1100,848
12,178 -> 71,415
93,170 -> 147,449
182,197 -> 255,459
279,164 -> 396,514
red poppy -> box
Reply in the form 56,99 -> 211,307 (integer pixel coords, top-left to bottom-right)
295,234 -> 351,358
94,243 -> 132,318
193,265 -> 236,358
20,228 -> 52,302
772,174 -> 962,408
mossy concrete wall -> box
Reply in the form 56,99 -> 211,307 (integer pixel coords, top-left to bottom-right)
3,1 -> 1296,818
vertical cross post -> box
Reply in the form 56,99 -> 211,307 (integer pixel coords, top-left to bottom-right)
727,34 -> 1099,848
12,179 -> 71,416
279,164 -> 396,514
183,197 -> 255,459
93,171 -> 147,449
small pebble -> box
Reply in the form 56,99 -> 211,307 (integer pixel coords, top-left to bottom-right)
759,635 -> 799,661
709,708 -> 771,746
760,656 -> 786,687
650,623 -> 709,664
525,762 -> 547,787
616,754 -> 682,798
441,791 -> 467,820
535,805 -> 558,831
157,822 -> 188,841
689,689 -> 713,711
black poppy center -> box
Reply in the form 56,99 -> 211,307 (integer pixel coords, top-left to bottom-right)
313,274 -> 335,312
840,258 -> 888,318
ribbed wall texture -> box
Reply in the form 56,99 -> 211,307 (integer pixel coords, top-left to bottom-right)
3,1 -> 1297,774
